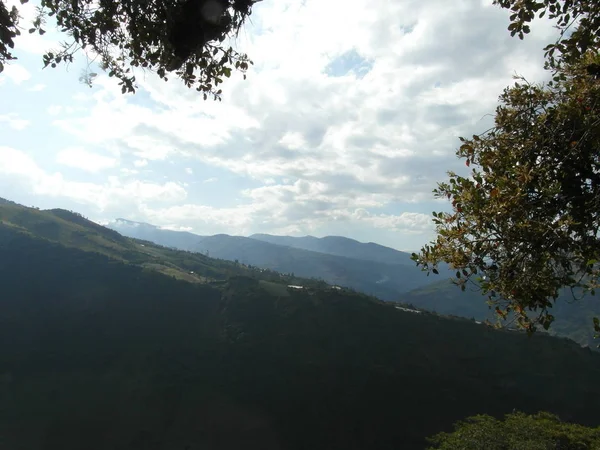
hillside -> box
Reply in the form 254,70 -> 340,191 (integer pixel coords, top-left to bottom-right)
401,279 -> 600,349
0,200 -> 326,289
109,219 -> 435,299
2,221 -> 600,449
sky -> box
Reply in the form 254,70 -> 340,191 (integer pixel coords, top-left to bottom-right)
0,0 -> 557,251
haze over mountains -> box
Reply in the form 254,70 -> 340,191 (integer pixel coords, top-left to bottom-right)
249,233 -> 414,265
109,218 -> 436,300
108,217 -> 600,349
3,197 -> 600,449
402,279 -> 600,350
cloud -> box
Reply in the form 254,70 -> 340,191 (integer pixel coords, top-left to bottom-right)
28,83 -> 46,92
134,159 -> 149,168
1,146 -> 187,211
0,64 -> 31,85
56,147 -> 119,172
354,210 -> 433,234
47,105 -> 64,116
0,114 -> 30,131
3,0 -> 562,249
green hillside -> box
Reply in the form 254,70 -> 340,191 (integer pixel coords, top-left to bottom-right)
2,200 -> 600,449
0,200 -> 327,289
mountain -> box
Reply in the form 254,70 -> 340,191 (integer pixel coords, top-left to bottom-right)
0,201 -> 325,288
111,218 -> 205,250
2,201 -> 600,449
109,220 -> 435,299
249,233 -> 414,265
400,279 -> 600,349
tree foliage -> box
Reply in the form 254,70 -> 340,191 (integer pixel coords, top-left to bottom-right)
0,0 -> 259,97
414,0 -> 600,334
495,0 -> 600,70
427,411 -> 600,450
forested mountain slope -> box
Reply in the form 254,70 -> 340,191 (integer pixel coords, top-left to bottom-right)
1,212 -> 600,449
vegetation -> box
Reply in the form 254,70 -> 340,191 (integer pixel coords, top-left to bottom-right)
414,0 -> 600,335
110,219 -> 433,300
0,199 -> 328,289
2,200 -> 600,448
401,279 -> 600,349
494,0 -> 600,70
0,0 -> 258,97
427,411 -> 600,449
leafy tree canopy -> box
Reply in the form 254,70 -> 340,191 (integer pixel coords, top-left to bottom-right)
413,0 -> 600,335
427,411 -> 600,450
0,0 -> 260,97
495,0 -> 600,69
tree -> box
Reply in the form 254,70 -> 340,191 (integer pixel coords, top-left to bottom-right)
494,0 -> 600,70
427,411 -> 600,450
0,0 -> 260,97
413,0 -> 600,334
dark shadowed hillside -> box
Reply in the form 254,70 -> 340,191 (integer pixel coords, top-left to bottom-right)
2,224 -> 600,450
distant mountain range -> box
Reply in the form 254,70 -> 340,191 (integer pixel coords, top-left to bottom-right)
249,233 -> 414,265
108,219 -> 436,299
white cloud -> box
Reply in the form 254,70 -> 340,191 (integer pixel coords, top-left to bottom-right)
47,105 -> 63,116
134,159 -> 149,168
1,147 -> 186,212
2,0 -> 563,249
355,210 -> 433,234
0,114 -> 30,131
0,64 -> 31,85
56,147 -> 118,172
28,83 -> 46,92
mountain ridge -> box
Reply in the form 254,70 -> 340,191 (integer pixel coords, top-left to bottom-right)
249,233 -> 413,265
108,218 -> 435,299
